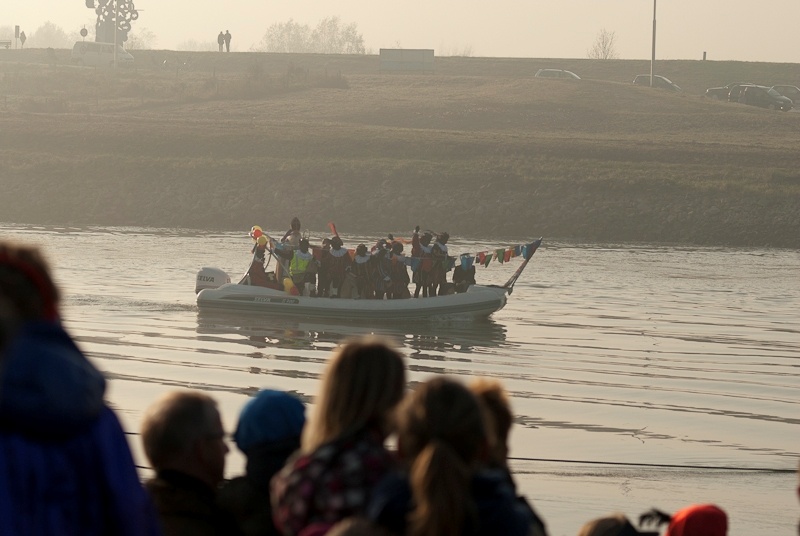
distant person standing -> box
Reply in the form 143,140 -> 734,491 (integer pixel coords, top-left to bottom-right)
224,30 -> 232,52
217,31 -> 224,52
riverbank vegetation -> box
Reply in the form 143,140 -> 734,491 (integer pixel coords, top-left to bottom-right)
1,48 -> 799,247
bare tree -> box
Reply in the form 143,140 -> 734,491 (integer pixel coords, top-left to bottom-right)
311,17 -> 364,54
439,43 -> 474,57
587,28 -> 618,60
255,17 -> 365,54
257,19 -> 312,53
126,27 -> 156,49
27,21 -> 72,49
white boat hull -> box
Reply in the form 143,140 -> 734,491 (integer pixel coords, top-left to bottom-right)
196,283 -> 509,321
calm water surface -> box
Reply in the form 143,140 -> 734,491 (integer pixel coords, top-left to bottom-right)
2,224 -> 798,536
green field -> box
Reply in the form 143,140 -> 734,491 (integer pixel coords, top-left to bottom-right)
1,48 -> 799,247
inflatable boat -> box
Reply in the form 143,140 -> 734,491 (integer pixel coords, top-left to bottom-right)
195,238 -> 541,321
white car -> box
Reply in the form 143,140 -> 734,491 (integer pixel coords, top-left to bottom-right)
632,74 -> 681,92
71,41 -> 134,67
535,69 -> 581,80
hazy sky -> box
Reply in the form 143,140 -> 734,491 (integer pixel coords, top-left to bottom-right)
5,0 -> 800,63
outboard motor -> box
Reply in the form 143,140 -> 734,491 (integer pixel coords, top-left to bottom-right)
195,267 -> 230,294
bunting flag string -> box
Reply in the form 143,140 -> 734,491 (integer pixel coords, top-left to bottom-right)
373,241 -> 537,270
386,241 -> 540,270
450,241 -> 538,270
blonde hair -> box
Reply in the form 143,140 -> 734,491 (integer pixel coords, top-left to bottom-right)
397,377 -> 487,536
470,378 -> 512,466
141,390 -> 220,469
302,337 -> 405,452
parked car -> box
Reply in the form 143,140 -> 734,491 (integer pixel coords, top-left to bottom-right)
632,74 -> 681,92
706,82 -> 752,100
738,85 -> 793,111
771,84 -> 800,104
535,69 -> 581,80
727,83 -> 753,102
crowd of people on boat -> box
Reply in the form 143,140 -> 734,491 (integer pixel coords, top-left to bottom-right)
246,219 -> 476,299
0,239 -> 785,536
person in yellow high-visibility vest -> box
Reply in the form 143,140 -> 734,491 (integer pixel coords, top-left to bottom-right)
289,239 -> 318,296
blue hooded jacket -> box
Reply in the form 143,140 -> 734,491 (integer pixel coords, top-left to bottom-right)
0,321 -> 162,536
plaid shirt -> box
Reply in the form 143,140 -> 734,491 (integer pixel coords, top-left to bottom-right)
271,427 -> 396,536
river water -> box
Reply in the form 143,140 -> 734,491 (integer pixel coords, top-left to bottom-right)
1,223 -> 798,536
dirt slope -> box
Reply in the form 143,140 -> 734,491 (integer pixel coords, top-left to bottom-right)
1,49 -> 799,247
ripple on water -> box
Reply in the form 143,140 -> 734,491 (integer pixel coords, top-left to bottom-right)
3,224 -> 798,536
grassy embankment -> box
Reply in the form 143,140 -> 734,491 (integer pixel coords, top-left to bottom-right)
1,48 -> 799,247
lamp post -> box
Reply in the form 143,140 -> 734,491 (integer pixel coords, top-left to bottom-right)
650,0 -> 656,87
114,0 -> 118,69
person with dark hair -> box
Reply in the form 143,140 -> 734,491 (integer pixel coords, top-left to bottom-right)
271,338 -> 406,536
388,241 -> 410,299
452,263 -> 476,293
224,30 -> 232,52
366,377 -> 545,536
217,31 -> 224,52
430,232 -> 450,296
351,244 -> 373,299
371,240 -> 394,300
323,236 -> 351,298
218,390 -> 305,536
141,390 -> 242,536
410,227 -> 434,298
273,236 -> 318,296
281,217 -> 302,249
289,239 -> 318,296
0,241 -> 161,536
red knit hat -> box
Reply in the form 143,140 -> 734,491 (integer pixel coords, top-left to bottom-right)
666,504 -> 727,536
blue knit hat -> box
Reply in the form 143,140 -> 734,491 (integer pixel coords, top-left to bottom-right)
233,389 -> 306,452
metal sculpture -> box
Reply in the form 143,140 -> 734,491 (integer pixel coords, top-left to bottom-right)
85,0 -> 139,44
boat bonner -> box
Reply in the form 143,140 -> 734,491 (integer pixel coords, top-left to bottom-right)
195,235 -> 541,322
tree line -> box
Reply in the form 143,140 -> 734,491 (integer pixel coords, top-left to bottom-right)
0,16 -> 364,54
3,19 -> 614,58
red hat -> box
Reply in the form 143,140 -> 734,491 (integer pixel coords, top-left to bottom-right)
666,504 -> 727,536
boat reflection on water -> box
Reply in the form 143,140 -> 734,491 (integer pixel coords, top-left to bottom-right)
195,309 -> 509,356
